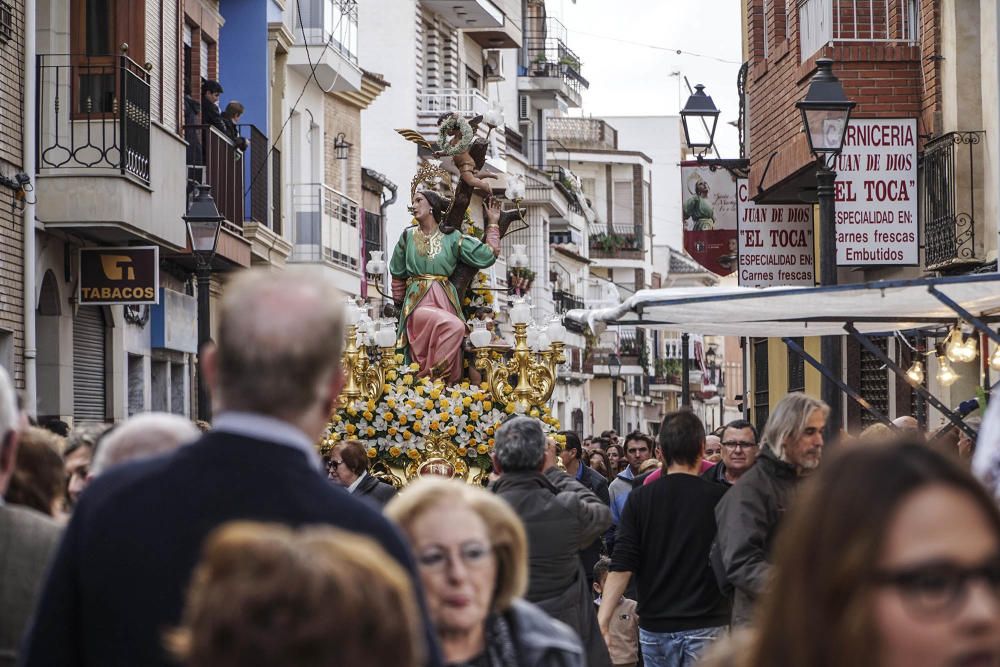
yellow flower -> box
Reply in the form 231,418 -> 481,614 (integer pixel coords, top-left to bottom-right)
505,403 -> 515,414
366,427 -> 375,437
466,425 -> 475,433
453,407 -> 463,417
429,421 -> 439,432
345,424 -> 357,434
461,381 -> 470,390
394,353 -> 405,364
416,386 -> 425,396
487,426 -> 495,436
488,438 -> 494,446
477,444 -> 489,454
407,448 -> 420,459
386,398 -> 396,408
424,399 -> 434,410
363,411 -> 374,421
386,371 -> 398,382
412,422 -> 423,433
346,406 -> 357,417
383,411 -> 394,422
409,362 -> 420,372
414,408 -> 424,419
388,427 -> 398,436
439,399 -> 450,410
389,446 -> 402,457
447,426 -> 457,436
462,397 -> 472,407
463,297 -> 471,306
470,411 -> 480,421
458,447 -> 468,456
402,430 -> 412,441
430,389 -> 441,400
483,401 -> 493,411
555,434 -> 567,445
366,447 -> 377,459
403,374 -> 414,385
479,382 -> 489,390
529,408 -> 540,418
451,390 -> 461,399
406,399 -> 416,408
330,433 -> 341,442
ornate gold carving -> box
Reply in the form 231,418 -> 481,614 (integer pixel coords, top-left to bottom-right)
404,434 -> 470,482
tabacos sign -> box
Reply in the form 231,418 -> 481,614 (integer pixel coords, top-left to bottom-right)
78,247 -> 159,305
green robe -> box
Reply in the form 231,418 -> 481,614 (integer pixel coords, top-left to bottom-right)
389,227 -> 498,359
684,195 -> 715,230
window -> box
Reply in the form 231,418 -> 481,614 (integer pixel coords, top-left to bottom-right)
71,0 -> 145,114
0,1 -> 13,44
465,66 -> 481,92
613,181 -> 632,225
753,338 -> 769,433
787,337 -> 805,393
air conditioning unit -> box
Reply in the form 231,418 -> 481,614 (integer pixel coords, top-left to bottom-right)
518,94 -> 530,121
484,49 -> 504,82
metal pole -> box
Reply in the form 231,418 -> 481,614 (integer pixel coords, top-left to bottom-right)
681,332 -> 691,407
196,263 -> 212,422
612,378 -> 619,433
22,0 -> 36,415
817,163 -> 842,438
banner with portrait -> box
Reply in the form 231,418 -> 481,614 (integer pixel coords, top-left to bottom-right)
681,162 -> 738,276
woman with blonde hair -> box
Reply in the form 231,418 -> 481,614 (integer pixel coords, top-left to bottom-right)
704,441 -> 1000,667
170,522 -> 424,667
387,477 -> 584,667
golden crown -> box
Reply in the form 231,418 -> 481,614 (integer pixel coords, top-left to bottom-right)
410,161 -> 451,201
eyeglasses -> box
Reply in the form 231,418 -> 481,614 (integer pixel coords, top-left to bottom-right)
873,557 -> 1000,617
722,441 -> 758,450
326,459 -> 344,470
416,541 -> 494,573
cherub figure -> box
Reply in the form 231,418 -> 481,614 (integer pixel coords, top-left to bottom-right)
434,113 -> 497,196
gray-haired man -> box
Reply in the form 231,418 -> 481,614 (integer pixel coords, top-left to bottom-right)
491,416 -> 613,667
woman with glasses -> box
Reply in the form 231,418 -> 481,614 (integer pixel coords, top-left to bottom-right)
326,440 -> 397,507
703,440 -> 1000,667
386,478 -> 585,667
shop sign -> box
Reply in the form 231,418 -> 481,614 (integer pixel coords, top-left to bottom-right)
834,118 -> 918,265
737,179 -> 815,287
79,246 -> 159,305
681,162 -> 738,276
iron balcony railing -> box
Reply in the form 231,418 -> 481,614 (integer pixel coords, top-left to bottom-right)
523,17 -> 589,95
272,147 -> 283,235
296,0 -> 358,64
799,0 -> 919,61
552,289 -> 585,313
239,124 -> 270,227
921,131 -> 984,271
185,124 -> 244,232
37,53 -> 151,182
289,183 -> 360,270
416,87 -> 490,117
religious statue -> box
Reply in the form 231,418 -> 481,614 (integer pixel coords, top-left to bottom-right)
683,178 -> 716,230
392,119 -> 525,382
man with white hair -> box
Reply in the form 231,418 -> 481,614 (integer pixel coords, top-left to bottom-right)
89,413 -> 201,477
22,268 -> 443,667
0,366 -> 61,667
713,393 -> 829,626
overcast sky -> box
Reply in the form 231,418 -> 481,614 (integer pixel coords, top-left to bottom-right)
549,0 -> 743,159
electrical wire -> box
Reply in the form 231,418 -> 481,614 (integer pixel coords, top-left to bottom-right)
243,0 -> 346,198
569,29 -> 742,65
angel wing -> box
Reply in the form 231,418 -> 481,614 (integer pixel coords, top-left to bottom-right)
395,128 -> 434,151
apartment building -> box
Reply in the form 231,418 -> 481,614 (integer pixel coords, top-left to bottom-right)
741,0 -> 1000,431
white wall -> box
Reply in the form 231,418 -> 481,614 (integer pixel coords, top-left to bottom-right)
603,116 -> 682,249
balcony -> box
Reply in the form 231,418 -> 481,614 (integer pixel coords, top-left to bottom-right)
799,0 -> 918,61
546,117 -> 618,151
421,0 -> 504,30
36,53 -> 188,249
289,0 -> 362,92
552,289 -> 584,313
519,18 -> 588,108
589,223 -> 645,259
921,131 -> 985,272
289,183 -> 360,276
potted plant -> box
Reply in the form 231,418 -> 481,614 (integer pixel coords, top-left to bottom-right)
532,54 -> 550,75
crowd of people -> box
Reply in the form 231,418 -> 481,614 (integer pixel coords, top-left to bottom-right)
1,266 -> 999,667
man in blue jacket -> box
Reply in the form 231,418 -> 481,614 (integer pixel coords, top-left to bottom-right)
20,268 -> 443,667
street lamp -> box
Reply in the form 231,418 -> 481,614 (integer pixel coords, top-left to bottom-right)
334,132 -> 352,160
184,183 -> 224,422
797,57 -> 855,438
680,84 -> 720,156
608,353 -> 622,435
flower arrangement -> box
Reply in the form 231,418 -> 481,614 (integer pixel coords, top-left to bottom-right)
324,362 -> 562,472
462,271 -> 495,318
437,114 -> 475,157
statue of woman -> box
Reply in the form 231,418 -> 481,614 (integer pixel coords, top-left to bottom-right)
390,190 -> 502,383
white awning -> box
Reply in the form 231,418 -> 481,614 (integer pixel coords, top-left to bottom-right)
565,273 -> 1000,337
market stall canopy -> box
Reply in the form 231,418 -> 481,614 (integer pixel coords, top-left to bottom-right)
565,273 -> 1000,337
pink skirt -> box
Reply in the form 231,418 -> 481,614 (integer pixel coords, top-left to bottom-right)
407,282 -> 466,384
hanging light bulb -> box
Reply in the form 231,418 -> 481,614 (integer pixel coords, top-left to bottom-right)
905,359 -> 925,385
990,345 -> 1000,372
936,354 -> 960,387
945,327 -> 978,363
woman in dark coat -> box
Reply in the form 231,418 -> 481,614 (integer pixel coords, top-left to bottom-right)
327,440 -> 398,507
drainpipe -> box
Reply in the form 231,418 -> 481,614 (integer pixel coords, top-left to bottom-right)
378,177 -> 397,307
22,0 -> 36,415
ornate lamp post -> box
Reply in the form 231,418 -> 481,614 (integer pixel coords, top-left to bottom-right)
339,299 -> 399,407
184,184 -> 223,422
471,299 -> 566,411
797,57 -> 855,437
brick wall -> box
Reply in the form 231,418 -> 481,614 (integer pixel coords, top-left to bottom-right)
0,0 -> 23,386
745,0 -> 939,197
324,96 -> 362,202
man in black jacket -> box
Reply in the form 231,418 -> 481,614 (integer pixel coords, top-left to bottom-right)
558,430 -> 610,588
492,417 -> 613,667
702,419 -> 759,488
600,409 -> 730,666
20,268 -> 442,667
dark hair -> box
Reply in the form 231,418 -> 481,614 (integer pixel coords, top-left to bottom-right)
414,189 -> 452,227
561,431 -> 583,460
722,419 -> 758,444
749,441 -> 1000,667
657,410 -> 705,467
5,427 -> 65,516
336,440 -> 369,477
202,79 -> 223,95
600,430 -> 616,439
623,431 -> 653,452
587,448 -> 611,481
592,437 -> 609,450
40,418 -> 70,438
223,101 -> 245,118
593,557 -> 611,584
